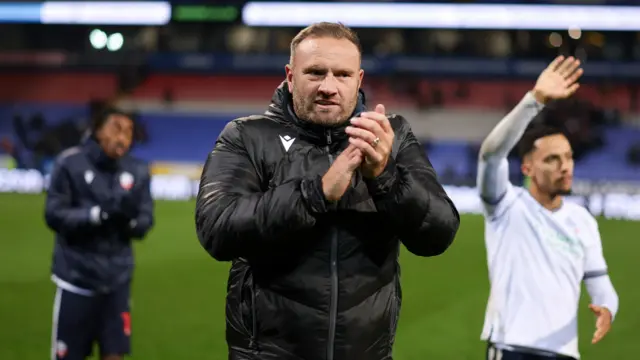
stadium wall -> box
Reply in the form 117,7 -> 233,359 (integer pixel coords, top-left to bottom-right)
1,166 -> 639,222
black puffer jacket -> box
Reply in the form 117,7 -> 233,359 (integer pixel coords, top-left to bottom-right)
195,82 -> 460,360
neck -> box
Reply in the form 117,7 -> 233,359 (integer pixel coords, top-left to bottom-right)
85,136 -> 118,168
529,185 -> 563,211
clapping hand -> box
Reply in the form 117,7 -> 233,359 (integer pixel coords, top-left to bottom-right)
321,144 -> 363,202
101,191 -> 137,224
345,104 -> 395,179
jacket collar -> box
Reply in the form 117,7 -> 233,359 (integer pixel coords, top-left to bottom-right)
83,134 -> 120,169
267,81 -> 367,146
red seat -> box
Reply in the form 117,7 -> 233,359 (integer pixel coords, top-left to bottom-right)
0,73 -> 118,102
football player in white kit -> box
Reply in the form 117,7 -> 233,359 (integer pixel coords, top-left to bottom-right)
477,56 -> 619,360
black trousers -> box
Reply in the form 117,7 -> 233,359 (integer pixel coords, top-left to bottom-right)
486,343 -> 577,360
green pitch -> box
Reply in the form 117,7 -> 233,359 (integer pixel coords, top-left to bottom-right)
1,193 -> 638,359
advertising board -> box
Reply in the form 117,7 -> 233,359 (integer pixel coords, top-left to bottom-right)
1,168 -> 638,221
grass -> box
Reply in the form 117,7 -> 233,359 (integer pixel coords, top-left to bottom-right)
1,193 -> 639,359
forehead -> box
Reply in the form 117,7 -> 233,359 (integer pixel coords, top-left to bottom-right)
106,114 -> 133,129
532,134 -> 571,156
293,37 -> 360,69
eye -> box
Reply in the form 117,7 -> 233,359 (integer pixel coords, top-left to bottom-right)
305,68 -> 325,77
543,155 -> 562,166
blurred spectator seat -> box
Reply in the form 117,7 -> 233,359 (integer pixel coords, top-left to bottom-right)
0,73 -> 637,114
129,74 -> 640,113
0,73 -> 117,103
0,73 -> 638,183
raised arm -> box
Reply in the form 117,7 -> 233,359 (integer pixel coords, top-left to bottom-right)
477,92 -> 543,204
477,56 -> 583,214
346,104 -> 459,257
195,120 -> 326,262
364,120 -> 460,257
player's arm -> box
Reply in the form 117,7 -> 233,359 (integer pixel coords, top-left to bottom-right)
583,222 -> 619,344
127,166 -> 154,239
364,116 -> 460,257
478,55 -> 581,215
44,158 -> 100,235
477,91 -> 542,210
195,121 -> 324,262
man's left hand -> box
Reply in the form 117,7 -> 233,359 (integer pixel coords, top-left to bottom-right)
346,104 -> 394,178
589,304 -> 612,344
104,191 -> 137,220
119,193 -> 138,219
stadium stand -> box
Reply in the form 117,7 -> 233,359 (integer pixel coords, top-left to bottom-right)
0,72 -> 638,185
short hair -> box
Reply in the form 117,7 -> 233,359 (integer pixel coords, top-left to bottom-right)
289,22 -> 362,64
517,126 -> 566,159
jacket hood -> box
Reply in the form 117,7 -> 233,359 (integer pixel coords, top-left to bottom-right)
266,80 -> 367,145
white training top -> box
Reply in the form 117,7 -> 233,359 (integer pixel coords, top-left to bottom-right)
477,92 -> 619,359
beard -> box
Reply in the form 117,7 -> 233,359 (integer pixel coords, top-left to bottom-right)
552,177 -> 573,196
554,187 -> 572,196
531,176 -> 572,198
292,89 -> 358,127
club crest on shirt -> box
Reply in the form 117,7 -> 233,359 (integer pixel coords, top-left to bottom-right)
119,172 -> 134,191
544,227 -> 583,258
84,170 -> 94,185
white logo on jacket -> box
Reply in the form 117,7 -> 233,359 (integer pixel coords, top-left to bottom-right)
119,172 -> 134,191
279,135 -> 296,152
84,170 -> 94,184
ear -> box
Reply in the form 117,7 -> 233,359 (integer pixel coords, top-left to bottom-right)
93,125 -> 104,142
521,160 -> 532,177
285,64 -> 294,90
358,69 -> 364,89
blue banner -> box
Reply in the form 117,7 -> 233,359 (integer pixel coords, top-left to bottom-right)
0,3 -> 41,23
147,53 -> 640,79
0,1 -> 170,25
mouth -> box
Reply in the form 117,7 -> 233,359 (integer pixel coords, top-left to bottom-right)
315,100 -> 338,107
560,176 -> 573,185
114,144 -> 127,156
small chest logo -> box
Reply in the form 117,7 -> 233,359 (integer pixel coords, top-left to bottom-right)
84,170 -> 94,185
119,172 -> 134,191
279,135 -> 296,152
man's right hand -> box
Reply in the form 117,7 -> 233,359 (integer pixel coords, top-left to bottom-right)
532,55 -> 584,105
100,193 -> 137,222
322,144 -> 363,202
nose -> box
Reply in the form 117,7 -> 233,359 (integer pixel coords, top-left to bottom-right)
318,74 -> 338,96
117,133 -> 131,147
559,159 -> 572,174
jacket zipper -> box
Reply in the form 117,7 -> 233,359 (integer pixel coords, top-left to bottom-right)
325,130 -> 338,360
240,264 -> 258,350
249,278 -> 258,350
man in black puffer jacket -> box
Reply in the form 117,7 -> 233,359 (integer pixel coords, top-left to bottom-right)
195,22 -> 460,360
